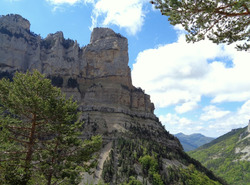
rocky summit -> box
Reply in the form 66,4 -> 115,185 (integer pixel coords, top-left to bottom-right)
0,14 -> 226,184
0,14 -> 163,142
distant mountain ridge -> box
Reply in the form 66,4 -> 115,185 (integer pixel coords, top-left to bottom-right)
188,125 -> 250,185
175,133 -> 215,151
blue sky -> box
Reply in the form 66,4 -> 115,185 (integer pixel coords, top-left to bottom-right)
1,0 -> 250,137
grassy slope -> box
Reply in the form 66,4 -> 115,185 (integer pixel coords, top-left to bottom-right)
188,127 -> 250,185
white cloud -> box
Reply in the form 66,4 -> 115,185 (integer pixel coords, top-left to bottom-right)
159,100 -> 250,137
200,105 -> 230,121
132,32 -> 250,136
204,100 -> 250,135
175,101 -> 198,114
90,0 -> 147,35
238,100 -> 250,115
159,113 -> 193,126
46,0 -> 147,35
159,113 -> 205,135
173,24 -> 185,32
132,33 -> 250,110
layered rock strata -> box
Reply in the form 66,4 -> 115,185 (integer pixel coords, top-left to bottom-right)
0,14 -> 176,144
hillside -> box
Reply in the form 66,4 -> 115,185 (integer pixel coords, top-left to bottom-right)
0,14 -> 226,184
188,125 -> 250,185
175,133 -> 215,151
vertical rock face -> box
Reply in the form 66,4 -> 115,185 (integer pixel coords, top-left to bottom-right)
85,27 -> 130,79
0,14 -> 40,73
0,14 -> 161,138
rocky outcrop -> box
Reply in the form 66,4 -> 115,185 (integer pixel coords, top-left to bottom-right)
0,14 -> 155,117
0,14 -> 168,141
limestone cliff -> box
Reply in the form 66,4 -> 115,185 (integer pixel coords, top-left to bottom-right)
0,14 -> 164,136
0,14 -> 226,185
0,14 -> 155,118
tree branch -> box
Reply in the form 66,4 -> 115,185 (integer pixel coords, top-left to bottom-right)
214,10 -> 250,17
7,128 -> 30,138
8,136 -> 29,145
7,125 -> 32,130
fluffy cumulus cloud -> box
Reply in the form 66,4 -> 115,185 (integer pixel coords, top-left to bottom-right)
204,101 -> 250,136
200,105 -> 231,121
175,101 -> 198,114
46,0 -> 147,35
159,113 -> 193,126
90,0 -> 147,35
132,32 -> 250,136
132,34 -> 250,110
160,101 -> 250,137
159,113 -> 204,135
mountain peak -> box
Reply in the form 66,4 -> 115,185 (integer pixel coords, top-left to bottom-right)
0,14 -> 30,31
90,27 -> 125,43
175,132 -> 215,151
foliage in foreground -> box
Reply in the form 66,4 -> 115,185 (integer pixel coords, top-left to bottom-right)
151,0 -> 250,51
0,70 -> 102,185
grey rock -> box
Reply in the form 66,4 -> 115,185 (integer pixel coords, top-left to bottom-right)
0,13 -> 181,150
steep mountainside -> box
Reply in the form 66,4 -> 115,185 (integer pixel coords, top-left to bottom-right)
0,14 -> 226,184
188,125 -> 250,185
175,133 -> 215,151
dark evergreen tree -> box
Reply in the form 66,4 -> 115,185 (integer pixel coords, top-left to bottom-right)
0,70 -> 101,185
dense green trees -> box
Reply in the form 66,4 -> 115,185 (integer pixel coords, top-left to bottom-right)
120,176 -> 142,185
0,70 -> 101,185
139,155 -> 164,185
151,0 -> 250,50
100,137 -> 224,184
179,164 -> 221,185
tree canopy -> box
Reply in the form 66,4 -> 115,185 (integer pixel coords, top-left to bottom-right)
151,0 -> 250,51
0,70 -> 101,185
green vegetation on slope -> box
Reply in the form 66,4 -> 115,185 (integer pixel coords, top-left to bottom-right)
101,137 -> 225,184
188,127 -> 250,185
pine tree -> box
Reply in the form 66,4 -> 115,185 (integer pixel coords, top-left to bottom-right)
0,70 -> 101,185
151,0 -> 250,51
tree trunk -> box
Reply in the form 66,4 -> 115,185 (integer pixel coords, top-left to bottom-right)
24,113 -> 37,183
47,137 -> 59,185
